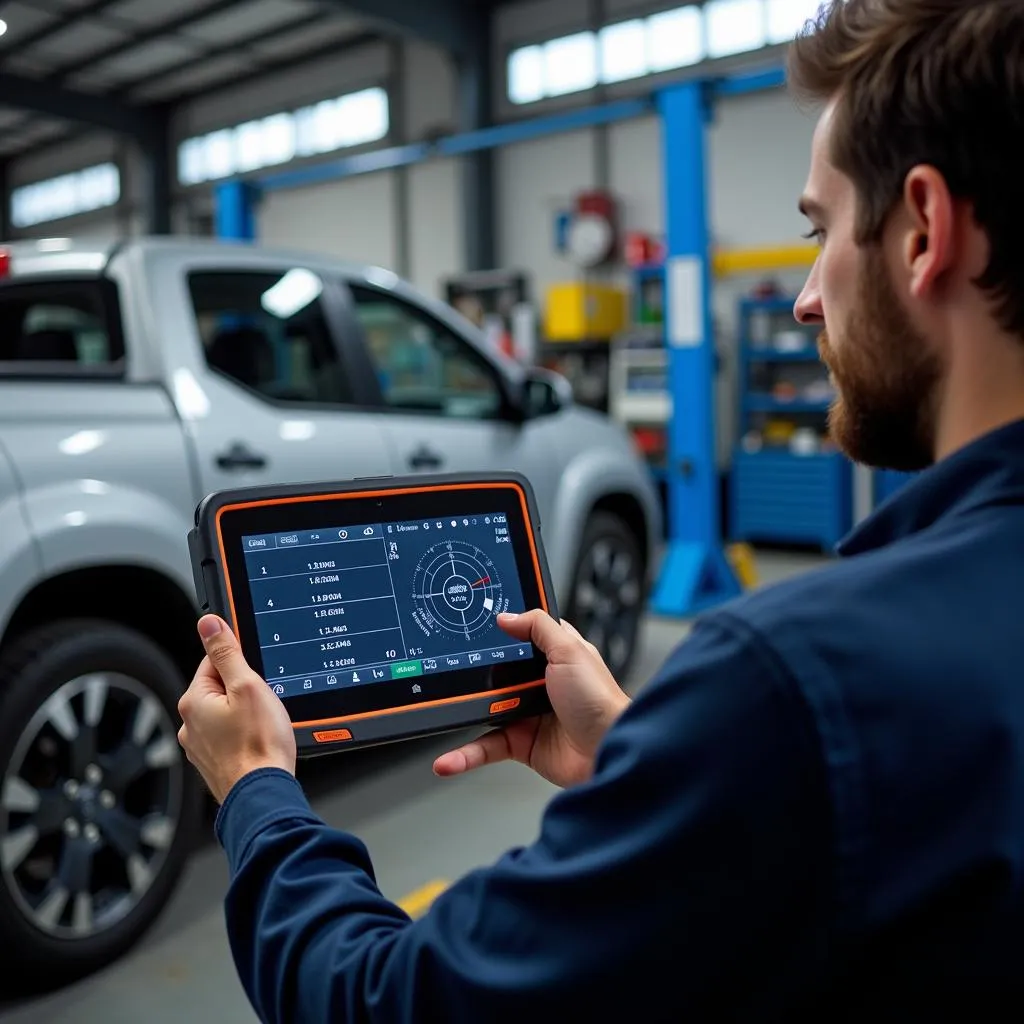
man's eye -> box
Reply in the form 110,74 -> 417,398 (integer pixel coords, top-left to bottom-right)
803,228 -> 825,245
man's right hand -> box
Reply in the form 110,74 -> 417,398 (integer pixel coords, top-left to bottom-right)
432,610 -> 631,789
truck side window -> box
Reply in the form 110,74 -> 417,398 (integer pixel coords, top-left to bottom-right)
0,282 -> 123,371
187,269 -> 353,406
348,285 -> 503,420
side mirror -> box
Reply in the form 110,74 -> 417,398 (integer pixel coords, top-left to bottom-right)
521,367 -> 573,419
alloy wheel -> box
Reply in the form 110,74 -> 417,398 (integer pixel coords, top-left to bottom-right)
573,537 -> 643,677
1,673 -> 183,940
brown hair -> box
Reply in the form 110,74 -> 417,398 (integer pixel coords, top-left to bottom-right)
788,0 -> 1024,337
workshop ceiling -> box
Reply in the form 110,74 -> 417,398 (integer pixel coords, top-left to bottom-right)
0,0 -> 498,159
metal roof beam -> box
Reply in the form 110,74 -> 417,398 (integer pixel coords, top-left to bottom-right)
50,0 -> 253,83
0,71 -> 150,140
325,0 -> 472,56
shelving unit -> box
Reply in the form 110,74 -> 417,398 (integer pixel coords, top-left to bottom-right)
608,264 -> 670,483
730,295 -> 853,551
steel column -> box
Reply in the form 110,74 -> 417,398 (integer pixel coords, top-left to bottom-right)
457,12 -> 497,273
650,81 -> 741,617
214,181 -> 258,241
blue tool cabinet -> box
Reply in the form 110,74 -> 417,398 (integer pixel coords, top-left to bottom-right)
730,295 -> 854,550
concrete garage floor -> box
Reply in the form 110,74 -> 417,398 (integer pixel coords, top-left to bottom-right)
0,550 -> 822,1024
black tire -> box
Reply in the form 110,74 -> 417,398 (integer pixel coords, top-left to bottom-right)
564,511 -> 646,682
0,620 -> 202,992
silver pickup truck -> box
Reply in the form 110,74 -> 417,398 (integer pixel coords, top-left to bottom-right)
0,237 -> 661,986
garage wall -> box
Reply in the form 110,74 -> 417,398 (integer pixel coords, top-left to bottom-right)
497,127 -> 598,300
253,38 -> 464,299
258,171 -> 399,271
708,90 -> 817,250
407,158 -> 463,298
490,85 -> 815,462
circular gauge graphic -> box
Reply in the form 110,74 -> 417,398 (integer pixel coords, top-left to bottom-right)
412,540 -> 504,639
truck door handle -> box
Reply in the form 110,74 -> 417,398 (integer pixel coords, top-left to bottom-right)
216,442 -> 267,471
408,446 -> 443,470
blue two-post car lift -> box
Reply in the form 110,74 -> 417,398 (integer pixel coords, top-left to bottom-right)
213,67 -> 788,619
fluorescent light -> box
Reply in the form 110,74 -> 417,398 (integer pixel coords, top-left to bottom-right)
706,0 -> 768,58
648,6 -> 705,72
0,20 -> 8,38
600,20 -> 649,84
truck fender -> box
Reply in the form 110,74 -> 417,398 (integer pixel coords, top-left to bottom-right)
546,449 -> 661,605
19,480 -> 197,601
0,492 -> 44,641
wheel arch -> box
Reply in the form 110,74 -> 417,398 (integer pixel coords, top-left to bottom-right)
547,449 -> 661,607
1,565 -> 202,687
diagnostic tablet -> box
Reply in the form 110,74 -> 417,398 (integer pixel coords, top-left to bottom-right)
187,473 -> 555,757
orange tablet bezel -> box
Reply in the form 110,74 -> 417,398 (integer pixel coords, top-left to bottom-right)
213,480 -> 549,732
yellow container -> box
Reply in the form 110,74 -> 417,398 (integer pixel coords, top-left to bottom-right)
544,281 -> 628,341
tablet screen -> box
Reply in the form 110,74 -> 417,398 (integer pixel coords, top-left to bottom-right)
240,511 -> 534,703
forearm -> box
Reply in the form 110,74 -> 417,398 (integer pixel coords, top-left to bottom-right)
217,769 -> 415,1024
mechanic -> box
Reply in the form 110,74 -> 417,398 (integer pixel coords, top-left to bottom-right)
177,1 -> 1024,1020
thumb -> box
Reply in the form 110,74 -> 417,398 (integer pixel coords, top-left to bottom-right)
498,610 -> 575,662
197,616 -> 252,690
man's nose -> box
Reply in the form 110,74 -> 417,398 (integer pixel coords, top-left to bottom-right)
794,262 -> 824,325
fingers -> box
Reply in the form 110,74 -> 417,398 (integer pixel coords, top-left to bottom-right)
197,615 -> 254,694
432,730 -> 512,777
561,619 -> 600,657
497,610 -> 578,662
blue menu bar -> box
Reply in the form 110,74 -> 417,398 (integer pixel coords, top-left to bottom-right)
244,524 -> 383,550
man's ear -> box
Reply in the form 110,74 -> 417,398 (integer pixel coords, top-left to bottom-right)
900,165 -> 956,299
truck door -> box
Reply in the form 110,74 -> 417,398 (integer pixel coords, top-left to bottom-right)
334,281 -> 564,525
174,265 -> 396,498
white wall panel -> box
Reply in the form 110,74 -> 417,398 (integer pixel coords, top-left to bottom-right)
708,89 -> 817,249
257,171 -> 398,272
403,41 -> 458,139
608,113 -> 663,237
495,0 -> 591,43
407,158 -> 463,300
497,128 -> 598,302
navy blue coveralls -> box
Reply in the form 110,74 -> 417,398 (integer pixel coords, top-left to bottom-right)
215,419 -> 1024,1022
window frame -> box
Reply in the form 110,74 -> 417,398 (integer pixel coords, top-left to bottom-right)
0,277 -> 127,381
339,281 -> 522,423
185,266 -> 365,411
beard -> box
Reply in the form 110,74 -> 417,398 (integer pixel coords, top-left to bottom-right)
818,252 -> 943,472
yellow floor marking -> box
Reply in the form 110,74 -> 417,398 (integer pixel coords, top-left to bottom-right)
398,879 -> 450,919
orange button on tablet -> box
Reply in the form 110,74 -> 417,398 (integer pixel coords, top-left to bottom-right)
313,728 -> 353,743
490,698 -> 520,714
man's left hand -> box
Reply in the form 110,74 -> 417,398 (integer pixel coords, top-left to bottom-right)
178,615 -> 297,804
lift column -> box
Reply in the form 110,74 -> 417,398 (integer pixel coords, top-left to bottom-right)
650,80 -> 741,617
214,181 -> 259,240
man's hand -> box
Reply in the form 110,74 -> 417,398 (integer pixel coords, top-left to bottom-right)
432,610 -> 630,789
178,615 -> 297,804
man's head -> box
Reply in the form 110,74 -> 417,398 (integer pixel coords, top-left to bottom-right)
788,0 -> 1024,471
